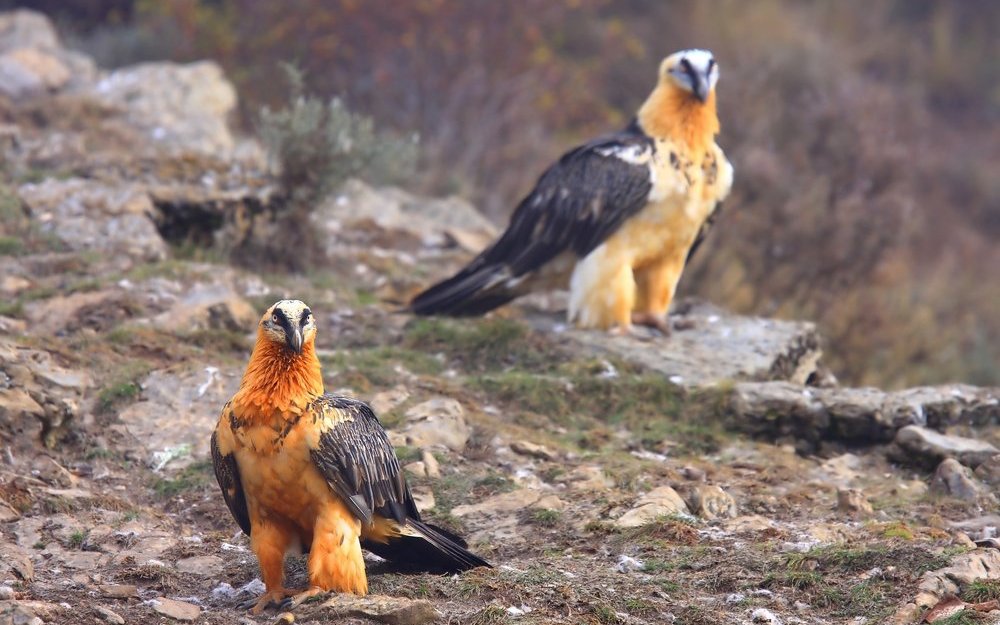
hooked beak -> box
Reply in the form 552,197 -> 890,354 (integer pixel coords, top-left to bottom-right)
286,327 -> 303,355
693,76 -> 709,102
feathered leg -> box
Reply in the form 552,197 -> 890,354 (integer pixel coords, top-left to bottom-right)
569,249 -> 636,331
632,255 -> 684,334
246,518 -> 302,614
285,498 -> 367,609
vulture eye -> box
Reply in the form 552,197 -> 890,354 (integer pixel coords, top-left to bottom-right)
272,314 -> 280,324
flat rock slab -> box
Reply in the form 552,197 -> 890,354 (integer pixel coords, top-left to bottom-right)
893,425 -> 1000,469
729,381 -> 1000,449
151,597 -> 201,622
528,301 -> 821,387
115,365 -> 241,471
299,593 -> 440,625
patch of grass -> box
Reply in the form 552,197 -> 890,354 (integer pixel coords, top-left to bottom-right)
469,605 -> 509,625
0,236 -> 24,256
67,530 -> 87,549
931,610 -> 988,625
785,570 -> 823,589
530,508 -> 560,527
591,603 -> 624,625
404,317 -> 555,372
394,446 -> 422,463
322,347 -> 443,390
97,379 -> 143,414
0,299 -> 23,317
878,520 -> 915,540
963,579 -> 1000,603
151,460 -> 213,500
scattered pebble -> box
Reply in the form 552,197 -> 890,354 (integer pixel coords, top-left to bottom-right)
95,606 -> 125,624
725,592 -> 745,604
151,597 -> 201,621
0,585 -> 14,600
273,612 -> 294,624
614,554 -> 644,573
750,607 -> 782,624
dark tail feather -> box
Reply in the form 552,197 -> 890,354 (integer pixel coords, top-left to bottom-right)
408,262 -> 518,317
362,519 -> 491,573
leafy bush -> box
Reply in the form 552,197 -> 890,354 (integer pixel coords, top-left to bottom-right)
258,64 -> 417,207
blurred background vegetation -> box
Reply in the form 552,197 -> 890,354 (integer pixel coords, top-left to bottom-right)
6,0 -> 998,389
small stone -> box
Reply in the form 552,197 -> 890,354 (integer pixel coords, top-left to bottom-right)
98,584 -> 138,598
615,486 -> 690,528
0,275 -> 30,295
411,488 -> 435,511
421,450 -> 441,479
96,606 -> 125,624
175,555 -> 224,577
452,489 -> 564,518
0,584 -> 14,600
894,425 -> 999,469
559,465 -> 613,490
679,465 -> 706,482
836,488 -> 873,517
510,440 -> 558,461
722,515 -> 776,534
273,612 -> 295,624
152,597 -> 201,621
685,485 -> 738,520
974,455 -> 1000,487
404,461 -> 427,478
931,458 -> 984,500
750,607 -> 782,624
369,387 -> 410,415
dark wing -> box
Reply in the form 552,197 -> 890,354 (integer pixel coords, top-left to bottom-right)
685,201 -> 722,265
409,120 -> 655,316
308,395 -> 418,527
211,427 -> 250,535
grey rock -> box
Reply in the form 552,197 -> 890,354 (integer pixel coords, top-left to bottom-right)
148,283 -> 257,333
0,10 -> 59,51
151,597 -> 201,622
95,606 -> 125,625
317,178 -> 498,251
729,381 -> 1000,449
685,484 -> 738,520
301,593 -> 441,624
0,10 -> 95,99
87,61 -> 237,157
915,549 -> 1000,609
0,340 -> 89,447
615,486 -> 691,528
974,455 -> 1000,487
893,425 -> 999,469
18,179 -> 168,264
390,398 -> 471,452
175,555 -> 224,577
115,365 -> 241,471
930,458 -> 984,501
0,585 -> 13,600
529,301 -> 822,387
836,488 -> 873,517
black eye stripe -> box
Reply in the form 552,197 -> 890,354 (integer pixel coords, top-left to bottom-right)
272,307 -> 292,333
300,310 -> 311,326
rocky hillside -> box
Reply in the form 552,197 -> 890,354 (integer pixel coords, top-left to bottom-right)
2,10 -> 1000,625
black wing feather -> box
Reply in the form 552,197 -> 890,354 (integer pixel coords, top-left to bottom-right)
211,428 -> 251,536
410,120 -> 654,316
309,395 -> 418,527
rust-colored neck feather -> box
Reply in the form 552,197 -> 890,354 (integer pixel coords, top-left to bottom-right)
232,329 -> 324,423
637,85 -> 719,158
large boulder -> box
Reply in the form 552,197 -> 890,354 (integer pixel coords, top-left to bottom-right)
0,10 -> 95,99
17,178 -> 168,265
86,61 -> 238,157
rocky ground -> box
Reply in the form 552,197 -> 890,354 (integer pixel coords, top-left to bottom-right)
2,10 -> 1000,625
